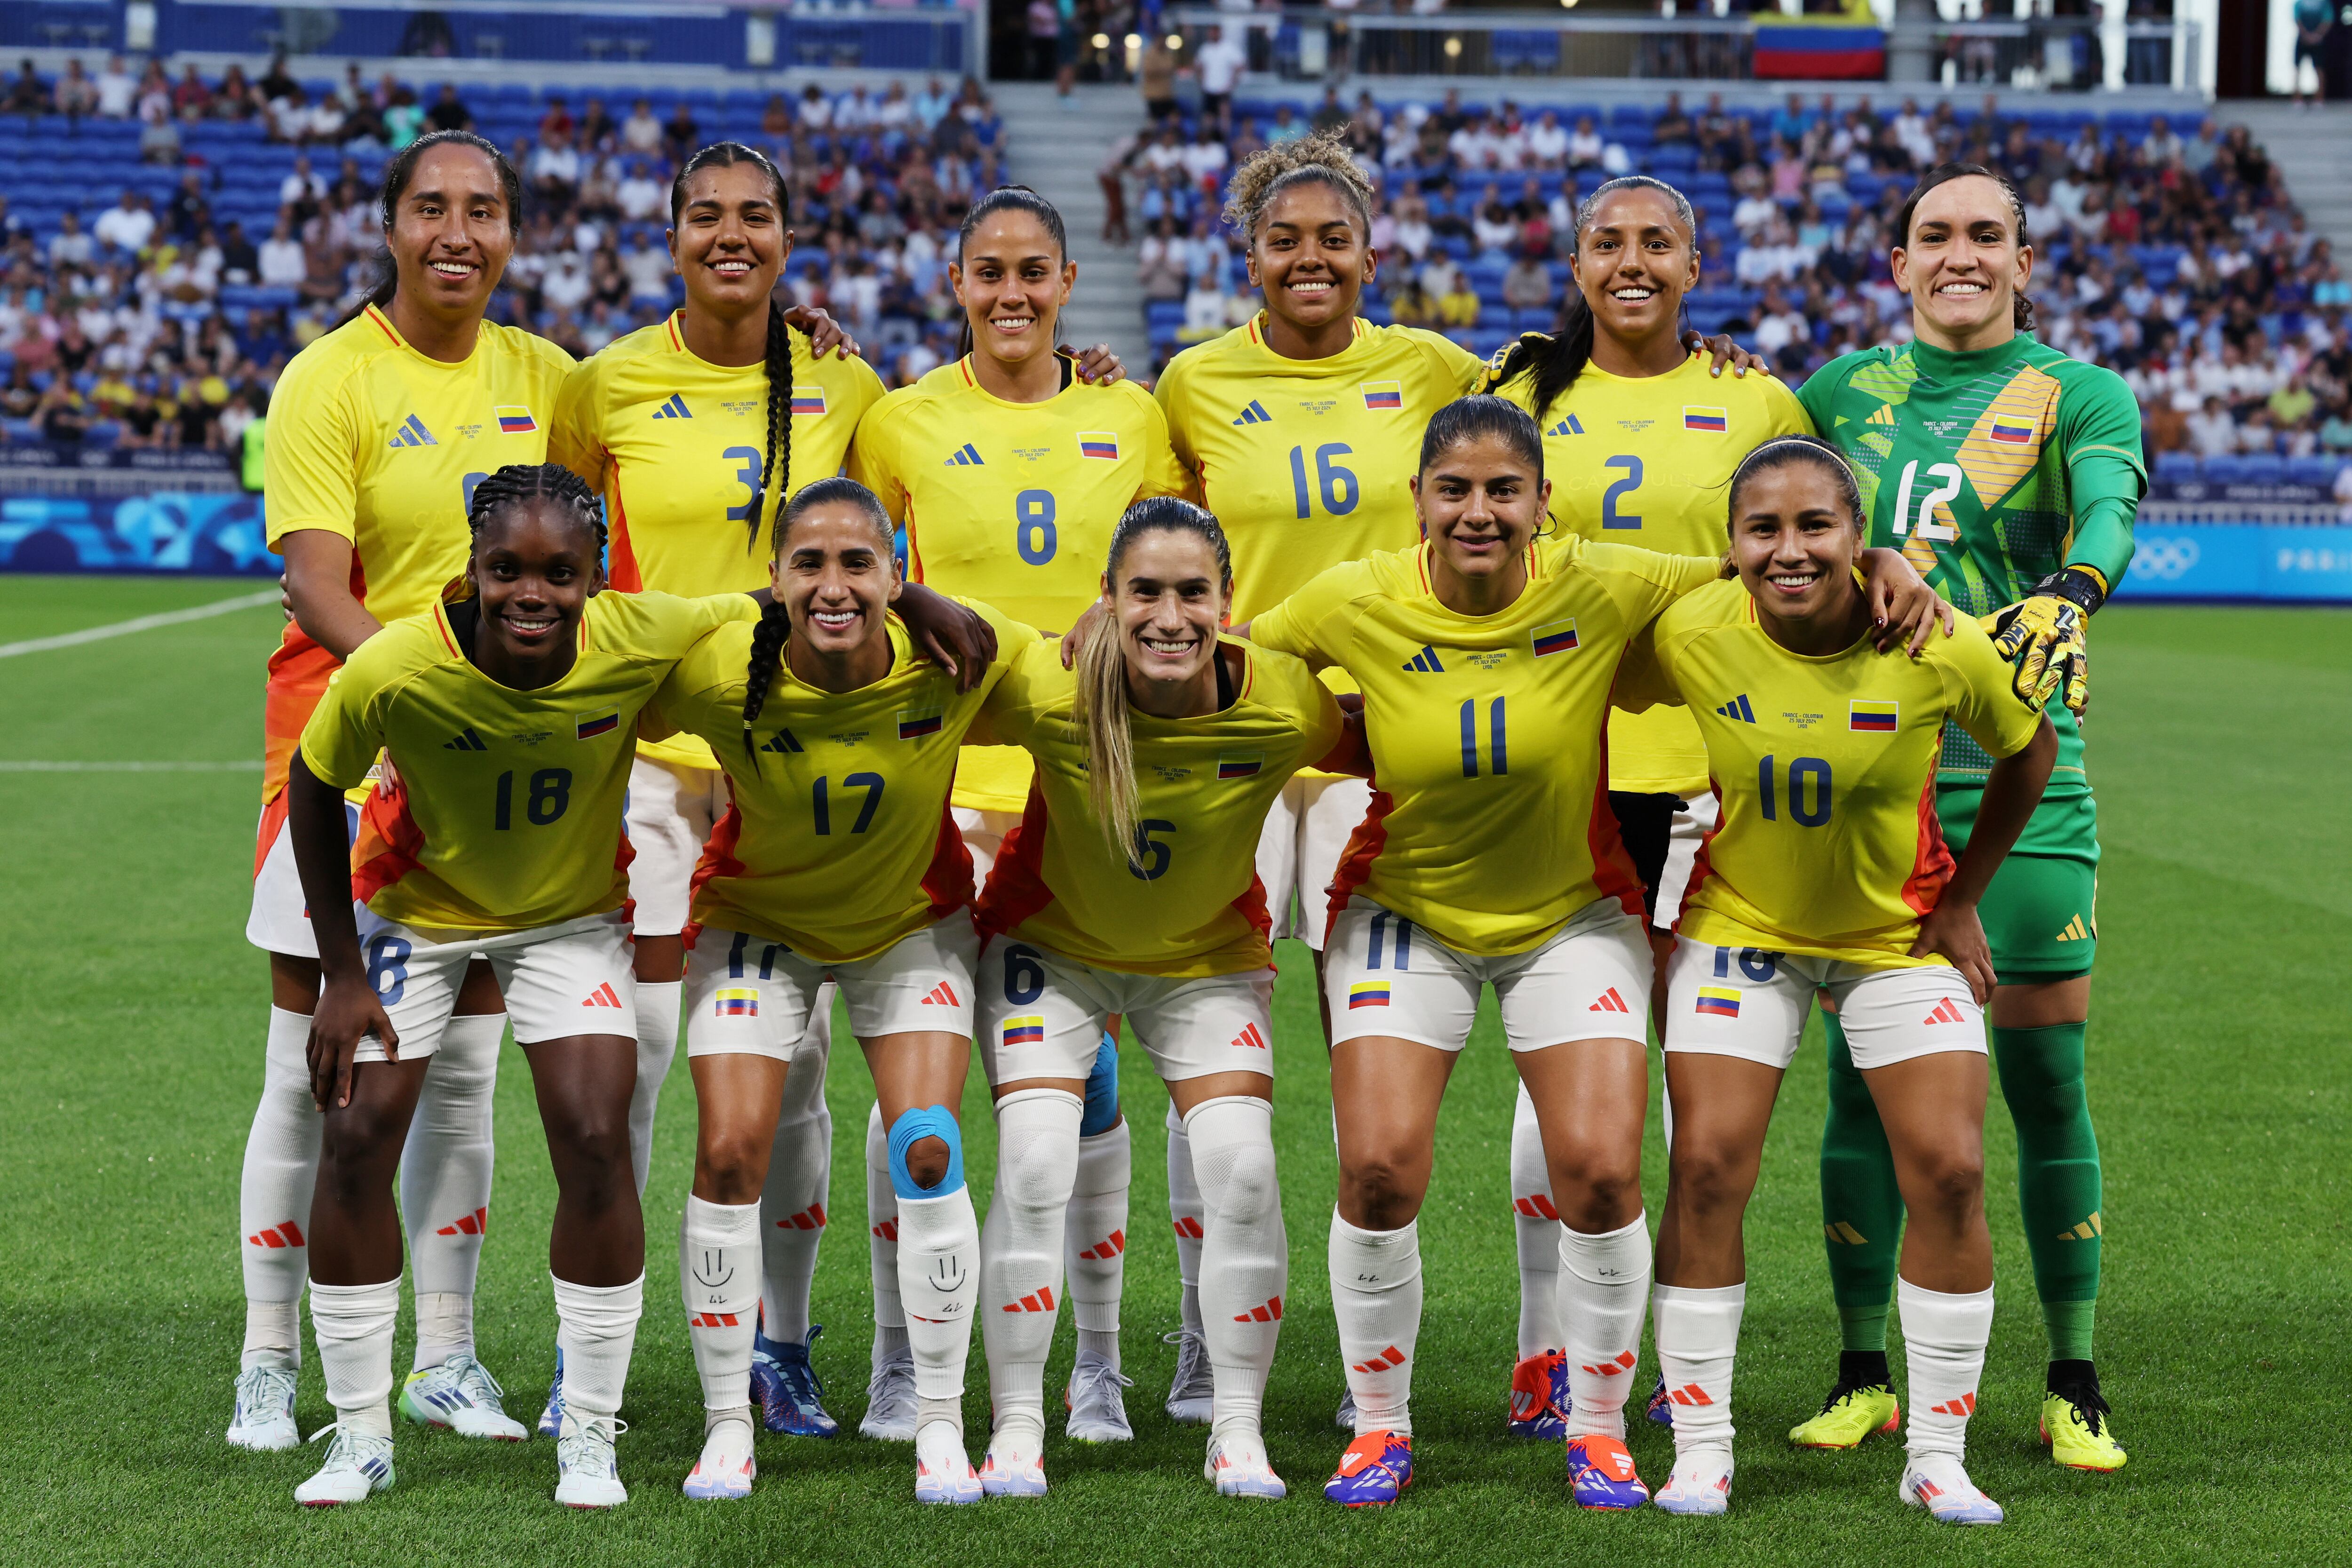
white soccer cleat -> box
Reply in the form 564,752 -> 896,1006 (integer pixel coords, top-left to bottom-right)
1900,1454 -> 2004,1525
1206,1432 -> 1287,1499
979,1425 -> 1049,1497
1162,1329 -> 1213,1425
1335,1385 -> 1360,1433
399,1353 -> 528,1441
228,1364 -> 301,1452
914,1420 -> 984,1504
1065,1355 -> 1136,1442
555,1415 -> 629,1509
859,1347 -> 918,1441
1653,1448 -> 1734,1516
293,1424 -> 394,1506
682,1415 -> 756,1501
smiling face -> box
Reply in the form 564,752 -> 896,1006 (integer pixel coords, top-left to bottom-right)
386,143 -> 514,325
468,500 -> 602,668
1248,178 -> 1373,333
1729,460 -> 1864,634
1571,185 -> 1700,347
950,208 -> 1073,372
1412,432 -> 1549,589
775,502 -> 898,661
669,158 -> 791,320
1106,527 -> 1231,706
1892,174 -> 2032,351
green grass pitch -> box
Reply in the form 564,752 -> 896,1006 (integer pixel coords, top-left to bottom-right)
0,576 -> 2344,1566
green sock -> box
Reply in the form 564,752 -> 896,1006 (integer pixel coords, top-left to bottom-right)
1993,1021 -> 2103,1362
1819,1012 -> 1904,1353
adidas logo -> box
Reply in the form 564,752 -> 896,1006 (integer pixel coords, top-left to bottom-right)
1232,399 -> 1271,425
435,1206 -> 487,1237
1513,1193 -> 1559,1221
1351,1345 -> 1407,1375
919,981 -> 960,1007
387,414 -> 437,449
2055,914 -> 2089,941
581,982 -> 623,1009
1923,997 -> 1968,1026
2057,1211 -> 2103,1241
1588,987 -> 1631,1015
1171,1216 -> 1204,1240
1234,1295 -> 1283,1323
759,729 -> 804,755
1002,1285 -> 1057,1313
1077,1229 -> 1126,1261
1230,1021 -> 1268,1051
774,1204 -> 826,1232
1716,693 -> 1756,723
1581,1350 -> 1637,1378
1547,414 -> 1584,437
871,1218 -> 898,1242
246,1218 -> 306,1250
1928,1392 -> 1977,1417
943,442 -> 984,467
651,393 -> 691,420
1867,406 -> 1898,426
1402,645 -> 1446,673
688,1312 -> 741,1329
1824,1220 -> 1869,1245
1668,1381 -> 1715,1407
443,727 -> 488,751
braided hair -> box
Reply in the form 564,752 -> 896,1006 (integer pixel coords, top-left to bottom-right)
671,141 -> 796,552
739,477 -> 898,758
465,461 -> 608,558
1893,162 -> 2036,331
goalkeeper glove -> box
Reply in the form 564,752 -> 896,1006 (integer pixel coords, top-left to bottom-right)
1983,565 -> 2106,715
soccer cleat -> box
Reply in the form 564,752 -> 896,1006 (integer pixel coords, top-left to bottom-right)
1565,1433 -> 1650,1509
1653,1449 -> 1734,1516
1324,1428 -> 1413,1506
294,1424 -> 395,1506
228,1363 -> 301,1452
2041,1383 -> 2128,1472
536,1347 -> 565,1439
555,1415 -> 629,1509
750,1323 -> 840,1437
1646,1375 -> 1675,1428
914,1420 -> 984,1504
1163,1328 -> 1213,1425
1506,1349 -> 1570,1440
1788,1380 -> 1900,1449
1335,1385 -> 1359,1432
1206,1433 -> 1287,1499
1065,1356 -> 1136,1442
682,1415 -> 757,1501
399,1353 -> 529,1441
1900,1454 -> 2004,1525
859,1345 -> 918,1441
979,1427 -> 1049,1497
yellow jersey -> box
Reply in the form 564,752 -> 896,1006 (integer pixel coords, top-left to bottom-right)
1250,534 -> 1719,956
1616,578 -> 2045,969
548,310 -> 885,771
848,355 -> 1187,812
300,589 -> 756,934
1484,343 -> 1813,796
644,601 -> 1040,964
260,304 -> 572,802
970,637 -> 1347,978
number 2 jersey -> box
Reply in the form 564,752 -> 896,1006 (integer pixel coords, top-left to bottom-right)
1249,534 -> 1720,957
299,590 -> 756,934
1617,577 -> 2045,969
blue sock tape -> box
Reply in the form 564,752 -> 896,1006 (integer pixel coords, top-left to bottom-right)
1079,1029 -> 1121,1138
886,1104 -> 964,1200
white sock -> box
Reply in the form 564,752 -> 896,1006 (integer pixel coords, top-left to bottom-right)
978,1088 -> 1080,1442
1065,1120 -> 1130,1370
863,1101 -> 907,1368
1187,1097 -> 1285,1442
1558,1212 -> 1652,1440
1165,1104 -> 1207,1338
628,980 -> 681,1198
1508,1082 -> 1562,1359
896,1179 -> 979,1437
1328,1212 -> 1420,1436
1898,1277 -> 1994,1462
239,1006 -> 320,1370
310,1277 -> 399,1440
1652,1281 -> 1744,1458
759,1008 -> 834,1346
553,1273 -> 644,1427
682,1196 -> 762,1415
402,1010 -> 503,1369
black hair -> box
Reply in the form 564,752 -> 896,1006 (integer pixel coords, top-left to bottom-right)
1488,175 -> 1699,422
671,141 -> 797,553
954,186 -> 1068,359
464,462 -> 608,557
741,477 -> 900,756
1417,394 -> 1546,481
1724,435 -> 1864,534
1893,162 -> 2036,331
345,130 -> 522,325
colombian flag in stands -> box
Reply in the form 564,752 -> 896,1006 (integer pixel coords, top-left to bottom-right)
1753,12 -> 1885,80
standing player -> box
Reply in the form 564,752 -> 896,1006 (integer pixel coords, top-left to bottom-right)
234,130 -> 565,1453
850,186 -> 1187,1441
1623,436 -> 2053,1523
281,464 -> 757,1508
1481,173 -> 1812,1437
972,499 -> 1351,1500
1789,164 -> 2141,1472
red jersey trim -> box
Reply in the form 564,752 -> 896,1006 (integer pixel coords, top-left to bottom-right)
681,794 -> 748,951
1583,731 -> 1648,923
1901,745 -> 1956,916
1322,779 -> 1395,944
917,799 -> 978,923
363,304 -> 402,346
350,769 -> 427,907
971,776 -> 1057,941
606,466 -> 645,592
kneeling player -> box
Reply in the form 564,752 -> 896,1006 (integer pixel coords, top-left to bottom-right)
1621,437 -> 2053,1523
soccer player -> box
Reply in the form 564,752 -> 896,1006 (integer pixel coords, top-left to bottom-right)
1622,436 -> 2054,1523
235,130 -> 567,1453
639,478 -> 1030,1504
1240,398 -> 1943,1508
850,185 -> 1187,1441
280,465 -> 757,1508
1789,163 -> 2142,1472
971,498 -> 1351,1500
1482,173 -> 1813,1439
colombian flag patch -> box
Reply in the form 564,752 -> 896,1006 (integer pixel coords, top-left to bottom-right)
576,710 -> 619,740
1695,987 -> 1741,1018
1849,700 -> 1899,732
1532,619 -> 1580,657
1990,418 -> 2034,444
1682,406 -> 1727,433
1077,431 -> 1120,461
1216,753 -> 1263,780
714,987 -> 759,1017
1002,1016 -> 1046,1045
495,405 -> 538,434
1348,981 -> 1391,1009
897,708 -> 943,740
1360,381 -> 1403,411
790,388 -> 827,417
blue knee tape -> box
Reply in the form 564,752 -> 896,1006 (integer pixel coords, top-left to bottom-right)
886,1105 -> 964,1200
1079,1029 -> 1121,1138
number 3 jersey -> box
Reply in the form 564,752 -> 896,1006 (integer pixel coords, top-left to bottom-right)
299,590 -> 756,933
643,599 -> 1040,964
1617,578 -> 2045,969
1250,534 -> 1720,958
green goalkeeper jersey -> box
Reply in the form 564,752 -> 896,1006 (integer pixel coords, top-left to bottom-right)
1797,334 -> 2144,824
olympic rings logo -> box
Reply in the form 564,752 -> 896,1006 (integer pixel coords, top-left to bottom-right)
2135,537 -> 2201,580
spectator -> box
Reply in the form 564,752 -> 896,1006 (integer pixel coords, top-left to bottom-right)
47,211 -> 94,271
95,191 -> 157,255
618,96 -> 663,155
218,219 -> 259,286
257,215 -> 307,288
2186,395 -> 2238,459
1139,36 -> 1178,123
1502,252 -> 1555,315
6,59 -> 50,117
1196,26 -> 1245,131
56,59 -> 99,119
138,97 -> 182,164
424,83 -> 471,134
615,158 -> 665,223
95,54 -> 136,118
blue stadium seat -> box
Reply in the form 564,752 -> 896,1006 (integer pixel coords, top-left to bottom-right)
2286,456 -> 2342,490
2153,450 -> 2200,483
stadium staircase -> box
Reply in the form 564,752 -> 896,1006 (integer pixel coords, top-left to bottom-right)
993,82 -> 1152,373
2230,102 -> 2352,259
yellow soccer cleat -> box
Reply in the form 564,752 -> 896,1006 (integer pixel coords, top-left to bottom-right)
2041,1386 -> 2128,1472
1788,1381 -> 1900,1450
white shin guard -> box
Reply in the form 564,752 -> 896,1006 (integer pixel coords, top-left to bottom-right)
1065,1119 -> 1131,1365
895,1180 -> 978,1434
1652,1281 -> 1744,1457
1165,1104 -> 1206,1337
1898,1278 -> 1994,1462
239,1006 -> 321,1369
757,1013 -> 834,1346
627,981 -> 682,1199
863,1101 -> 906,1365
1328,1212 -> 1421,1436
402,1010 -> 504,1369
553,1273 -> 644,1427
310,1277 -> 400,1439
1507,1082 -> 1563,1359
682,1197 -> 763,1415
1185,1097 -> 1285,1441
978,1088 -> 1081,1441
1558,1212 -> 1652,1440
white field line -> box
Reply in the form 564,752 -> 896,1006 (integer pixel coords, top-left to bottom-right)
0,589 -> 279,659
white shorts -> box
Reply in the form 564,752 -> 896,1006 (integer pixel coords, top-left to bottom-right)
352,914 -> 635,1062
246,799 -> 386,958
1661,936 -> 1986,1070
1324,895 -> 1654,1052
1654,791 -> 1719,930
952,805 -> 1023,884
1254,773 -> 1373,949
976,939 -> 1275,1087
627,755 -> 733,939
684,917 -> 980,1060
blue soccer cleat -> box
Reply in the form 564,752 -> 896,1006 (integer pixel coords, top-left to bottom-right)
750,1321 -> 840,1437
1647,1374 -> 1675,1427
1507,1349 -> 1570,1440
536,1347 -> 564,1439
1324,1429 -> 1413,1506
1566,1433 -> 1650,1510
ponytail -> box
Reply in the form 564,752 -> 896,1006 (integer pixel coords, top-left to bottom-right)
739,477 -> 894,762
954,184 -> 1068,361
739,598 -> 790,758
754,298 -> 795,552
